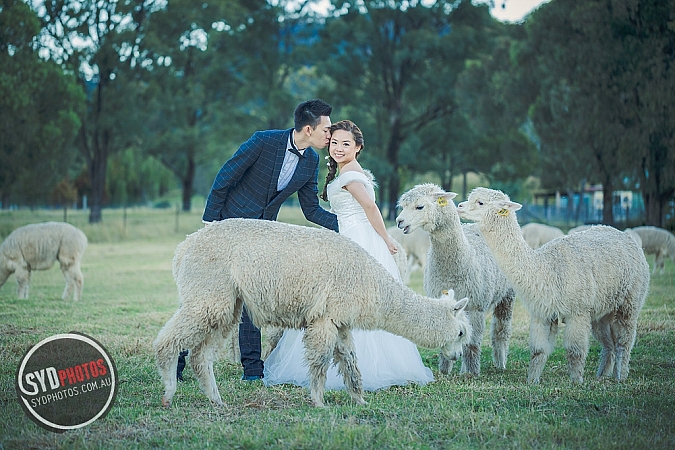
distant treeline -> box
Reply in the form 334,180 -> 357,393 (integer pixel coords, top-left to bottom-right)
1,0 -> 673,227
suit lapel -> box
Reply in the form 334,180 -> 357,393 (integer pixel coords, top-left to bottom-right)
266,130 -> 291,203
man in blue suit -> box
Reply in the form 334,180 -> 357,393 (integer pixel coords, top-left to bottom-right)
177,99 -> 339,382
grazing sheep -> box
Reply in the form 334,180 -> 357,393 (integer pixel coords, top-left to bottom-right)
457,187 -> 650,384
0,222 -> 87,301
521,222 -> 564,249
387,225 -> 430,283
631,226 -> 675,275
154,218 -> 471,408
396,184 -> 515,377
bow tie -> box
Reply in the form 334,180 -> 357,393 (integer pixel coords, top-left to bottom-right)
288,147 -> 303,158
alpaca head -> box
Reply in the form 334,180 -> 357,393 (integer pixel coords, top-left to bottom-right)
437,289 -> 471,361
396,184 -> 458,234
457,187 -> 521,230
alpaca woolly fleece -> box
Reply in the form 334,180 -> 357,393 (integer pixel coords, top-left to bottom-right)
154,218 -> 471,408
396,183 -> 515,377
521,222 -> 564,249
632,226 -> 675,275
570,226 -> 643,251
0,222 -> 87,301
457,187 -> 650,384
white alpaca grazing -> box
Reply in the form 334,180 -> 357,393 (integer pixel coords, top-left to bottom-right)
521,222 -> 564,249
154,218 -> 471,408
396,184 -> 515,377
631,226 -> 675,275
457,188 -> 650,384
0,222 -> 87,301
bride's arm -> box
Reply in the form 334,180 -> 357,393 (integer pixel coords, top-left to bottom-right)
345,182 -> 398,255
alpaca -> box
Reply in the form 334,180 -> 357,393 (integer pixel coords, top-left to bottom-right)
154,218 -> 470,407
521,222 -> 564,249
396,184 -> 515,376
631,226 -> 675,275
457,187 -> 650,384
0,222 -> 87,301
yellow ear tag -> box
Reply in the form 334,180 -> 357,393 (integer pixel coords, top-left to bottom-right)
437,197 -> 448,207
442,290 -> 449,295
497,208 -> 509,216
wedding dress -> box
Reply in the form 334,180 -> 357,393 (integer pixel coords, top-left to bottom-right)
263,170 -> 434,391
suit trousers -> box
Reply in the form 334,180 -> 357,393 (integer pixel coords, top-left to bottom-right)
239,306 -> 264,377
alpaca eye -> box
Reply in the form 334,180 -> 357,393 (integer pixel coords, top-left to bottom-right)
459,331 -> 464,337
477,201 -> 483,206
416,205 -> 424,210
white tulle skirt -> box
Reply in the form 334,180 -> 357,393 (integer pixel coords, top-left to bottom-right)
263,328 -> 434,391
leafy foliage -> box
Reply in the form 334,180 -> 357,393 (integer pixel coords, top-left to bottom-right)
0,0 -> 83,207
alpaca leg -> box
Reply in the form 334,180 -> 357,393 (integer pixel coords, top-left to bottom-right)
334,326 -> 365,405
0,267 -> 11,289
527,318 -> 557,384
563,318 -> 591,383
438,353 -> 455,375
613,305 -> 641,381
153,306 -> 233,407
302,318 -> 339,407
491,293 -> 515,370
591,314 -> 615,378
154,312 -> 184,407
262,327 -> 285,360
654,251 -> 664,275
460,309 -> 485,376
15,265 -> 30,299
60,261 -> 84,301
189,329 -> 228,406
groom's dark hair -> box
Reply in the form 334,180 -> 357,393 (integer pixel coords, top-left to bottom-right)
294,99 -> 332,131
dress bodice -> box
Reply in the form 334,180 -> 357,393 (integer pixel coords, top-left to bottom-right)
327,171 -> 375,232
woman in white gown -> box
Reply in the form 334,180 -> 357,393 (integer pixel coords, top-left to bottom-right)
263,120 -> 434,391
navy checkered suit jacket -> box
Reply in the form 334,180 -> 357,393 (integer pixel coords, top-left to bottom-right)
203,128 -> 338,231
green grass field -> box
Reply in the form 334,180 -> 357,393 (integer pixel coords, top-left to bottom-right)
0,206 -> 674,449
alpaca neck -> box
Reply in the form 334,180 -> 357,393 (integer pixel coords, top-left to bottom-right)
478,215 -> 545,301
429,212 -> 473,267
376,282 -> 447,348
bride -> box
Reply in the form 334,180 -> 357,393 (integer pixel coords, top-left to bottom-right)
263,120 -> 434,391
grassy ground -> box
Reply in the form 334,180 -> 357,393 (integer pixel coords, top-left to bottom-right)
0,206 -> 674,449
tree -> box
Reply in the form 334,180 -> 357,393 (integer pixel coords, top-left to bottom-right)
0,0 -> 83,208
611,0 -> 675,227
35,0 -> 152,222
136,0 -> 314,211
518,0 -> 675,226
319,0 -> 496,219
454,23 -> 539,200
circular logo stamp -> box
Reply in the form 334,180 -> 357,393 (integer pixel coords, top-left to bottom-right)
15,332 -> 118,433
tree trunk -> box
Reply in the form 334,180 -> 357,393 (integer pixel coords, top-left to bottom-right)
644,192 -> 664,228
88,136 -> 108,224
181,155 -> 195,212
385,122 -> 402,222
601,178 -> 614,226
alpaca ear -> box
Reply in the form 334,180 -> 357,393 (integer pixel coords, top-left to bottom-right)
434,192 -> 456,207
453,297 -> 469,313
500,200 -> 522,212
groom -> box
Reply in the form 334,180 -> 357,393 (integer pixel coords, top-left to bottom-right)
177,98 -> 339,382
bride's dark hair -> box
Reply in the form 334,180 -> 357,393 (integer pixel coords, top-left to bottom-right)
320,120 -> 364,202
